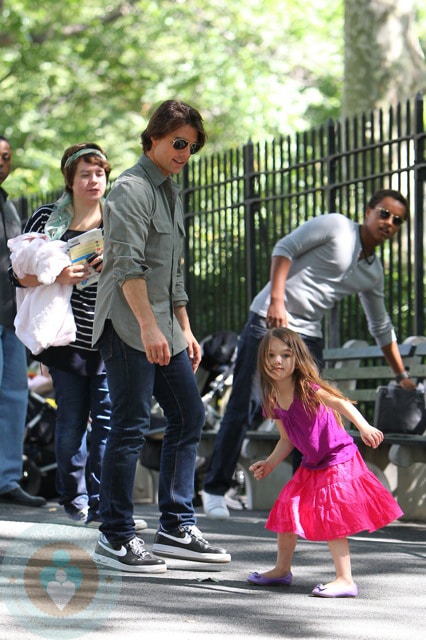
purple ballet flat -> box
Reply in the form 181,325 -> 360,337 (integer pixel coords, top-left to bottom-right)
247,571 -> 293,586
311,582 -> 358,598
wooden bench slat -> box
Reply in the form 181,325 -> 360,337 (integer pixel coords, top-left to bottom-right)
323,344 -> 413,361
324,365 -> 394,380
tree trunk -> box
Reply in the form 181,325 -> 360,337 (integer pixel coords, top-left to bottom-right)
343,0 -> 426,117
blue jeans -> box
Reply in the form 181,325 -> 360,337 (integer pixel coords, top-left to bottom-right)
97,322 -> 205,544
49,366 -> 111,519
202,312 -> 324,495
0,326 -> 28,494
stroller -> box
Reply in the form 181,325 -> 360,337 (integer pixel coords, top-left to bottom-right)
21,389 -> 58,498
139,330 -> 240,506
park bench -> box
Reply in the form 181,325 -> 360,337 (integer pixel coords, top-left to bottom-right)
320,338 -> 426,522
321,338 -> 426,452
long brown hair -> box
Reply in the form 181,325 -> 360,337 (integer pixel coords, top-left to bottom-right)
257,327 -> 353,424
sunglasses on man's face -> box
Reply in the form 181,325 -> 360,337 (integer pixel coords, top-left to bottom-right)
376,207 -> 404,227
171,138 -> 201,155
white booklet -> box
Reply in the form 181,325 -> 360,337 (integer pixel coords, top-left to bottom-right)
67,228 -> 103,290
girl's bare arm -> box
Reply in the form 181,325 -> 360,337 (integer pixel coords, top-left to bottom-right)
249,419 -> 294,479
317,388 -> 384,449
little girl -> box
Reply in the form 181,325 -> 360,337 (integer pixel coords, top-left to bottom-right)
248,327 -> 403,598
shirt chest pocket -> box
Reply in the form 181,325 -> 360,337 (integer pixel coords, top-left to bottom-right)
151,214 -> 172,235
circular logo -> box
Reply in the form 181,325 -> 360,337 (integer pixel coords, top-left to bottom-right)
0,523 -> 121,638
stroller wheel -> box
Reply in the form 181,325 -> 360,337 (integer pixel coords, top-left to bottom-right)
20,456 -> 42,496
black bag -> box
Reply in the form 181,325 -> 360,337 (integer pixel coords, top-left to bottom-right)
373,384 -> 426,434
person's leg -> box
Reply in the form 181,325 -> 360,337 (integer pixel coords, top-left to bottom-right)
0,326 -> 28,493
85,371 -> 111,522
97,324 -> 155,544
93,324 -> 166,573
247,532 -> 297,584
153,350 -> 206,531
203,312 -> 267,496
49,367 -> 91,518
149,350 -> 230,563
300,334 -> 324,373
311,537 -> 357,597
264,532 -> 297,577
326,538 -> 354,587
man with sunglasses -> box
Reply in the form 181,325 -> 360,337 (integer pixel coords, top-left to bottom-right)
202,188 -> 416,520
92,100 -> 230,572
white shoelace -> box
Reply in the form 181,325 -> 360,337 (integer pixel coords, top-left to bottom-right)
128,537 -> 150,558
180,524 -> 207,543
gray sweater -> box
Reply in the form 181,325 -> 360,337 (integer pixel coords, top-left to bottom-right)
250,213 -> 396,347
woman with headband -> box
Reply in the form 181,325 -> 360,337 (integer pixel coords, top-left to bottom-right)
13,144 -> 146,530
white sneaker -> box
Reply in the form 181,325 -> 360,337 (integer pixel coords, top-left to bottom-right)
202,491 -> 230,520
134,518 -> 148,531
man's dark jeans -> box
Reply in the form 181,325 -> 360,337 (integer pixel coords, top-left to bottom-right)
97,322 -> 205,543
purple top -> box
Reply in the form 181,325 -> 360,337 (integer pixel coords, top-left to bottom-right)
271,387 -> 358,470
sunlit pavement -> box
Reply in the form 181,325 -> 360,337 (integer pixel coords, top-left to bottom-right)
1,501 -> 425,640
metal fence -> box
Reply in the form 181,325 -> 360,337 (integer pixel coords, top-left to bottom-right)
182,93 -> 426,346
14,94 -> 426,347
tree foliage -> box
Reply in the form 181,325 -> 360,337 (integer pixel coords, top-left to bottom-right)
343,0 -> 426,117
1,0 -> 425,193
1,0 -> 344,192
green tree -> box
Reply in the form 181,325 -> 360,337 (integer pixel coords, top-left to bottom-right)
1,0 -> 343,192
1,0 -> 426,193
343,0 -> 426,116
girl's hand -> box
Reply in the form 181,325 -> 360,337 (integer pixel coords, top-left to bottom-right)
358,424 -> 384,449
249,460 -> 275,480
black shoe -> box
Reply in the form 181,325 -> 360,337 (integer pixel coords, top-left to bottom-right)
0,486 -> 47,507
152,524 -> 231,563
93,534 -> 167,573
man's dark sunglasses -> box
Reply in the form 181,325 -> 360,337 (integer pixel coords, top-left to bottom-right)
171,138 -> 201,155
377,207 -> 404,227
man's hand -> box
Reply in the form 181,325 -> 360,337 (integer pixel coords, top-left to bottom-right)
398,377 -> 416,390
142,325 -> 171,366
182,329 -> 201,372
266,300 -> 288,328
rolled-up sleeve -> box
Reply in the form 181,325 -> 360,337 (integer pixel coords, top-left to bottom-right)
105,177 -> 154,287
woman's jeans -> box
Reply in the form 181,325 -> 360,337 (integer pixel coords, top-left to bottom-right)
0,326 -> 28,494
97,322 -> 205,544
49,366 -> 111,520
202,312 -> 324,495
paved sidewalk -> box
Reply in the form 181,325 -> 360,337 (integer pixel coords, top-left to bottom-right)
0,501 -> 425,640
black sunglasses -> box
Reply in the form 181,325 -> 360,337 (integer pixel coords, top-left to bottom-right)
377,207 -> 404,227
171,138 -> 201,155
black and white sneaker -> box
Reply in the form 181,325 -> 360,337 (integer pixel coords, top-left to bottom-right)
152,525 -> 231,563
93,534 -> 167,573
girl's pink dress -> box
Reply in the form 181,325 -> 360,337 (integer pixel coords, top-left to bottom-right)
265,393 -> 403,541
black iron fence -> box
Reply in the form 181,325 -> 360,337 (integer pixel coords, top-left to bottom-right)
14,94 -> 426,347
182,93 -> 426,346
